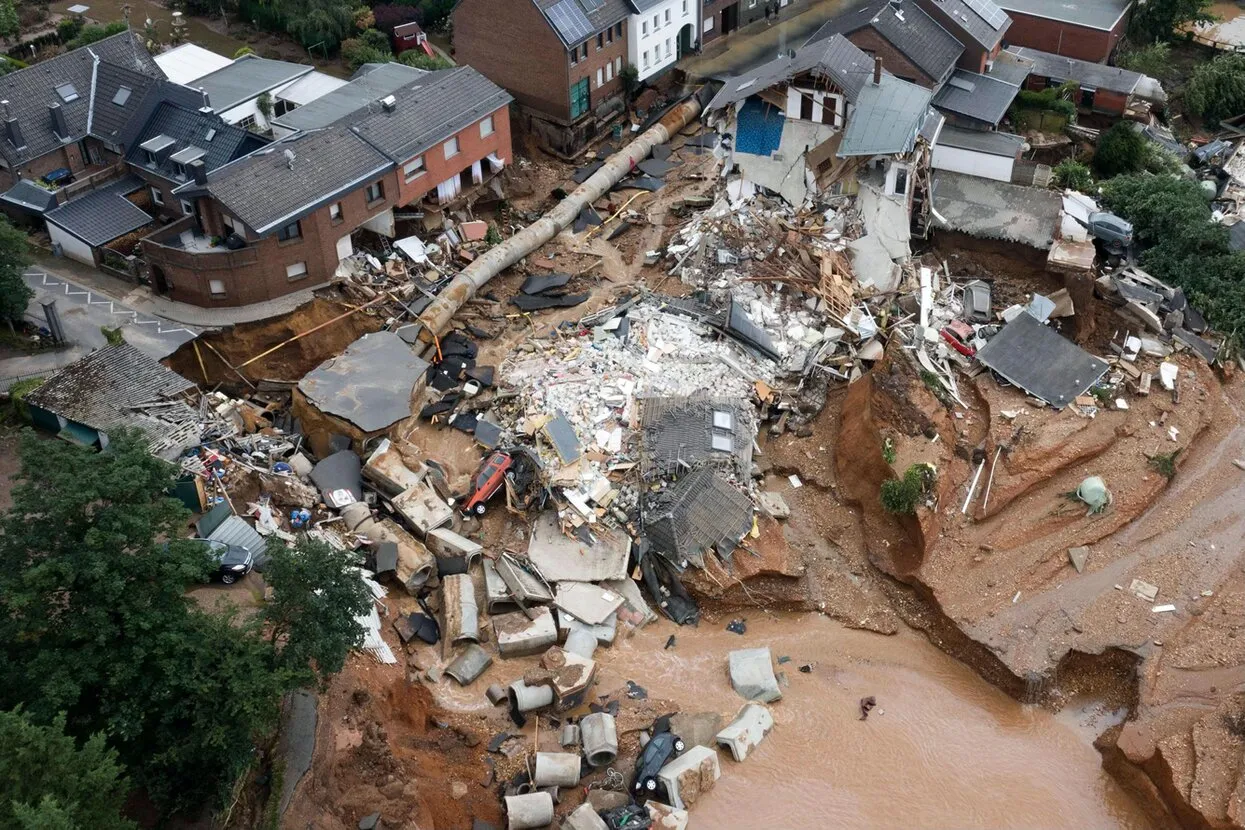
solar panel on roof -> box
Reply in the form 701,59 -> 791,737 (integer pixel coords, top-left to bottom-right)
547,0 -> 594,44
965,0 -> 1007,29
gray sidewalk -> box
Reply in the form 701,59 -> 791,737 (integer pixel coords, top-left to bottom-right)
30,252 -> 320,328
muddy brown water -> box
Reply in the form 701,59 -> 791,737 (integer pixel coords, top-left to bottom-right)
433,613 -> 1154,829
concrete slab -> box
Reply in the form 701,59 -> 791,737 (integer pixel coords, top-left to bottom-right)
558,610 -> 619,646
728,647 -> 782,703
297,331 -> 430,433
555,581 -> 625,625
656,744 -> 721,810
528,512 -> 630,582
1048,239 -> 1096,274
426,526 -> 483,562
563,803 -> 609,830
931,172 -> 1061,250
494,606 -> 558,658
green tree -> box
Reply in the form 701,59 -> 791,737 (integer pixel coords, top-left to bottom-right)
620,63 -> 640,99
1092,121 -> 1149,178
57,16 -> 84,42
1116,41 -> 1171,78
233,45 -> 255,58
0,710 -> 135,830
1186,52 -> 1245,126
1052,159 -> 1094,191
263,536 -> 368,687
68,20 -> 129,49
880,464 -> 935,515
0,214 -> 31,330
1129,0 -> 1214,43
0,0 -> 18,39
277,0 -> 356,49
397,49 -> 451,70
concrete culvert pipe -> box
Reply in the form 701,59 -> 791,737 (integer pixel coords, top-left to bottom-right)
508,680 -> 555,713
579,712 -> 618,767
444,643 -> 493,685
505,791 -> 554,830
564,629 -> 598,660
533,752 -> 581,787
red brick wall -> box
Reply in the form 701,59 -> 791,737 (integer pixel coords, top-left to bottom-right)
396,105 -> 512,204
1024,75 -> 1128,115
148,168 -> 401,307
847,29 -> 938,87
569,27 -> 626,116
1004,11 -> 1123,62
454,0 -> 571,120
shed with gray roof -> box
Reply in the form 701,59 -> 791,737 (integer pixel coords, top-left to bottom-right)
932,68 -> 1020,127
44,174 -> 152,249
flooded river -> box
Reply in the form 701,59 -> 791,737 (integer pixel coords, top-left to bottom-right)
438,612 -> 1154,829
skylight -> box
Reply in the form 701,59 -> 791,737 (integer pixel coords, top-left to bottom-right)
55,83 -> 79,103
112,86 -> 131,106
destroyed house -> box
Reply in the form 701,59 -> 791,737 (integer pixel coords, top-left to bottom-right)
23,342 -> 201,459
643,466 -> 754,568
637,397 -> 754,482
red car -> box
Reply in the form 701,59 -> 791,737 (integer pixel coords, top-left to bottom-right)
941,320 -> 977,357
463,451 -> 513,515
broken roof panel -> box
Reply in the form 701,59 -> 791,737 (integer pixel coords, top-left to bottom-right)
638,396 -> 755,481
974,312 -> 1109,408
297,331 -> 430,433
838,76 -> 933,157
931,170 -> 1061,248
644,467 -> 754,569
528,511 -> 631,582
706,34 -> 873,113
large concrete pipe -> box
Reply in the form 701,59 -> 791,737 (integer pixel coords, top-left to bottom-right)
533,752 -> 581,787
441,573 -> 480,644
508,680 -> 555,713
340,502 -> 436,592
414,95 -> 705,345
444,643 -> 493,685
564,628 -> 598,660
505,791 -> 555,830
579,712 -> 618,768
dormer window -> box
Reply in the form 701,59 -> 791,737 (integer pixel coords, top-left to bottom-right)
145,150 -> 157,166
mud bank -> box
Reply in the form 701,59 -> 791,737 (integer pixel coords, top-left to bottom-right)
833,342 -> 1245,829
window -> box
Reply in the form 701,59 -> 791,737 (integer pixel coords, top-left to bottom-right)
444,135 -> 460,158
607,26 -> 613,43
570,77 -> 590,120
597,32 -> 604,48
480,115 -> 494,137
205,128 -> 217,142
664,9 -> 670,22
682,0 -> 688,13
894,166 -> 909,195
150,187 -> 164,206
144,150 -> 157,166
570,47 -> 578,65
704,16 -> 714,32
330,202 -> 342,221
209,279 -> 226,297
236,114 -> 257,130
404,155 -> 426,180
286,262 -> 308,280
642,19 -> 647,34
616,22 -> 622,37
653,14 -> 659,28
615,57 -> 622,74
666,38 -> 672,57
181,199 -> 194,216
55,83 -> 78,103
643,50 -> 650,67
605,61 -> 613,82
112,86 -> 131,106
365,180 -> 385,203
173,162 -> 186,180
277,220 -> 301,242
596,68 -> 603,88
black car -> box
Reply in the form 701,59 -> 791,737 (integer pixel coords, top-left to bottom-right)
632,731 -> 685,796
188,538 -> 255,585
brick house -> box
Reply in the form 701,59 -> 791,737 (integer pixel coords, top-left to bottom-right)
0,30 -> 166,191
142,66 -> 512,307
1011,46 -> 1143,115
996,0 -> 1132,62
453,0 -> 629,155
700,0 -> 740,43
913,0 -> 1009,72
805,0 -> 964,89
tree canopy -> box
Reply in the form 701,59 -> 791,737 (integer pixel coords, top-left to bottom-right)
1185,53 -> 1245,127
1092,122 -> 1150,178
0,709 -> 135,830
0,214 -> 31,325
1128,0 -> 1214,43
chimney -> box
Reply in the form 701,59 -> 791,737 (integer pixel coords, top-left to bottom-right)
873,55 -> 882,85
198,89 -> 212,114
48,103 -> 69,139
4,103 -> 24,150
380,94 -> 397,112
189,159 -> 208,186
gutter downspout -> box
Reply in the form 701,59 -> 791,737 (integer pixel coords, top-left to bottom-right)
411,94 -> 704,351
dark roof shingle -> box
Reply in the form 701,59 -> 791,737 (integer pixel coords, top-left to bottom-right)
192,126 -> 392,234
533,0 -> 630,48
126,102 -> 262,183
706,34 -> 874,112
808,0 -> 963,83
90,61 -> 162,146
348,66 -> 513,163
932,67 -> 1020,125
919,0 -> 1010,49
44,174 -> 152,246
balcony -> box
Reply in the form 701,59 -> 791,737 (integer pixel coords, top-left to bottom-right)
142,216 -> 259,271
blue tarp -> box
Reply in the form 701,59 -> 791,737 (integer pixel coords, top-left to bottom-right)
735,98 -> 785,157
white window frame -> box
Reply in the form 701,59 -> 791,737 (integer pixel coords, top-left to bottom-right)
404,155 -> 426,181
704,16 -> 714,31
329,202 -> 342,220
666,38 -> 672,57
150,187 -> 164,206
664,9 -> 670,22
479,115 -> 494,138
208,279 -> 226,296
236,114 -> 257,130
615,57 -> 622,74
642,19 -> 647,34
605,62 -> 613,82
642,50 -> 649,67
180,199 -> 194,216
653,13 -> 659,28
286,261 -> 308,281
444,135 -> 460,159
596,68 -> 603,87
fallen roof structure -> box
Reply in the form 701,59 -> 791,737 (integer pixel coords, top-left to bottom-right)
296,331 -> 430,434
974,312 -> 1109,408
528,512 -> 631,583
931,171 -> 1061,248
644,467 -> 754,568
838,76 -> 935,157
637,396 -> 755,481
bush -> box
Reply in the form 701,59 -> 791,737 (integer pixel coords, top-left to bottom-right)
56,16 -> 82,42
1149,449 -> 1180,479
67,20 -> 127,49
1116,41 -> 1171,79
372,3 -> 420,33
1092,122 -> 1149,178
1185,53 -> 1245,127
397,50 -> 451,70
880,463 -> 935,515
1012,84 -> 1077,121
1052,159 -> 1094,191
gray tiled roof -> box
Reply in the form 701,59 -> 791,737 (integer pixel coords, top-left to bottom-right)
0,179 -> 58,213
807,0 -> 963,83
126,103 -> 263,183
0,31 -> 162,165
985,47 -> 1033,85
920,0 -> 1010,49
1010,46 -> 1141,94
996,0 -> 1131,30
90,61 -> 162,146
706,34 -> 874,112
936,123 -> 1024,155
271,63 -> 427,132
192,55 -> 313,113
932,68 -> 1019,125
192,126 -> 392,235
534,0 -> 630,49
25,342 -> 196,434
44,175 -> 152,246
348,66 -> 513,163
838,75 -> 934,156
